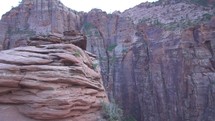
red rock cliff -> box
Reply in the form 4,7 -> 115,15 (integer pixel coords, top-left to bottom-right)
1,0 -> 215,121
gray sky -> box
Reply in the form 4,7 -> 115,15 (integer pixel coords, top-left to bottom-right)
0,0 -> 157,18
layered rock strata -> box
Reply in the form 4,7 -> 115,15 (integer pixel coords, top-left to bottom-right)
0,33 -> 107,121
0,0 -> 215,121
28,30 -> 87,50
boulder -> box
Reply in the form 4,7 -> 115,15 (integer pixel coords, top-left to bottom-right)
0,41 -> 107,121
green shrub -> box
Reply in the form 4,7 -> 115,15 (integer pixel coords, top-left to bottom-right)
138,17 -> 151,23
123,116 -> 137,121
83,22 -> 94,36
153,19 -> 163,27
191,0 -> 208,6
163,22 -> 178,30
101,101 -> 123,121
73,50 -> 82,57
107,44 -> 117,51
92,63 -> 98,70
202,13 -> 213,21
83,22 -> 94,30
94,31 -> 100,37
143,19 -> 164,28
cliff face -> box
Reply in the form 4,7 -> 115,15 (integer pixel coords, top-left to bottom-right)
123,19 -> 215,121
0,0 -> 81,50
0,32 -> 108,121
1,0 -> 215,121
84,2 -> 215,121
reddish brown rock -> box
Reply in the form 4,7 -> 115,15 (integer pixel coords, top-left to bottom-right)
1,0 -> 215,121
28,30 -> 87,50
81,2 -> 215,120
0,35 -> 108,121
0,0 -> 82,50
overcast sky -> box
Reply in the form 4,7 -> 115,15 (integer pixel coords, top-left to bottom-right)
0,0 -> 157,18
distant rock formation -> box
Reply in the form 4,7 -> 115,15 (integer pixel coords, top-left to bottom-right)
84,3 -> 215,121
0,0 -> 82,50
0,32 -> 107,121
0,0 -> 215,121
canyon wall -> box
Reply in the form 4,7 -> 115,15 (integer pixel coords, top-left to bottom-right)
0,0 -> 215,121
84,2 -> 215,121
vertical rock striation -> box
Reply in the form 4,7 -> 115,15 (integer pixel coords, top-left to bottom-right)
82,2 -> 215,120
0,0 -> 82,49
0,0 -> 215,121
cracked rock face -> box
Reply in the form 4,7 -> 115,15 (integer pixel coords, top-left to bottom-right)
83,3 -> 215,121
118,19 -> 215,121
1,0 -> 215,121
0,0 -> 82,50
0,34 -> 107,121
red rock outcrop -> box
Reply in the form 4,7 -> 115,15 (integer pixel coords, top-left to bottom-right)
1,0 -> 215,121
28,30 -> 87,50
0,33 -> 107,121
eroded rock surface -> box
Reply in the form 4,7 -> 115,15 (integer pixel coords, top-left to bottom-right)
117,18 -> 215,121
0,34 -> 107,121
0,0 -> 82,50
82,2 -> 215,121
1,0 -> 215,121
28,30 -> 87,50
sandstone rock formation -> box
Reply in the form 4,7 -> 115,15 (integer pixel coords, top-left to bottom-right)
116,17 -> 215,121
83,2 -> 215,121
0,33 -> 107,121
1,0 -> 215,121
0,0 -> 82,50
28,30 -> 87,50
